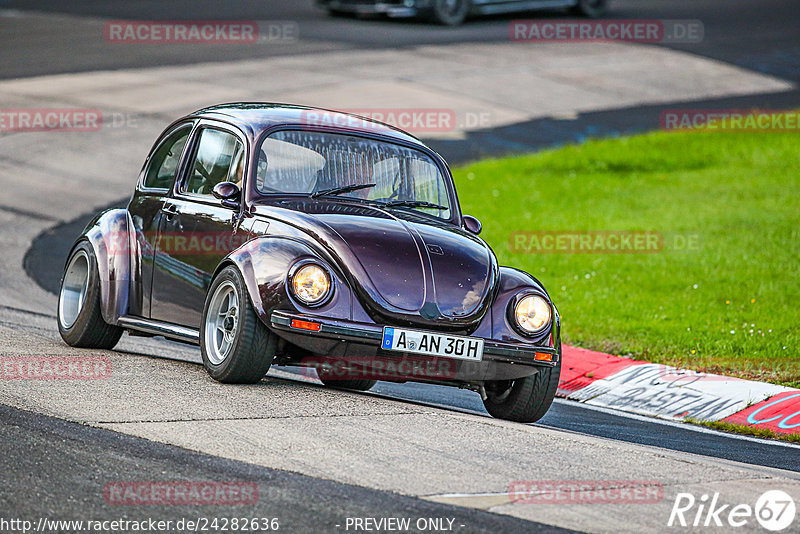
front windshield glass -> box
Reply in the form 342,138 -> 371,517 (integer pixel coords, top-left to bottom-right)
255,130 -> 452,219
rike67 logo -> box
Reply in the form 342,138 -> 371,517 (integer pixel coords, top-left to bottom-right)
668,490 -> 796,531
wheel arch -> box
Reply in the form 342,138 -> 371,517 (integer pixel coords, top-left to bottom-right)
217,235 -> 352,328
489,266 -> 559,347
71,208 -> 134,325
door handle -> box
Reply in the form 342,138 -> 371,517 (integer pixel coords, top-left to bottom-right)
161,203 -> 178,219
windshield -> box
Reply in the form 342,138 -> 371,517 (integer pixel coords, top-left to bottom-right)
255,130 -> 452,219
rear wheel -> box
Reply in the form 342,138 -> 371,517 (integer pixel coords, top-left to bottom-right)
57,240 -> 123,349
201,266 -> 275,384
482,357 -> 561,423
571,0 -> 607,18
430,0 -> 470,26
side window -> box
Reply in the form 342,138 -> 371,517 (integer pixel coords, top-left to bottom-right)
143,127 -> 191,190
183,128 -> 244,196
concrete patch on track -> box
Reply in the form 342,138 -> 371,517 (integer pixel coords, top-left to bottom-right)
2,405 -> 564,534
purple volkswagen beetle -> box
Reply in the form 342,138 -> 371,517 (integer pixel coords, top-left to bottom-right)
57,103 -> 560,422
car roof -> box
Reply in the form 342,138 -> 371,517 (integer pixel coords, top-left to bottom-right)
188,102 -> 426,148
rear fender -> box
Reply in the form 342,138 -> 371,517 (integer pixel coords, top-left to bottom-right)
72,208 -> 135,325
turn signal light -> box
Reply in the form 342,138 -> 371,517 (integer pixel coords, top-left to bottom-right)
534,352 -> 553,362
291,319 -> 321,332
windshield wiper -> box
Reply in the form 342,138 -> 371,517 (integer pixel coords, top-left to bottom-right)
380,200 -> 448,211
310,183 -> 376,198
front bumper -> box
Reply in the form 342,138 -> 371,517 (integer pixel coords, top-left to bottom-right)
270,310 -> 559,382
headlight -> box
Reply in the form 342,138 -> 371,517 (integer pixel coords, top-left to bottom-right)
291,264 -> 331,306
514,295 -> 552,334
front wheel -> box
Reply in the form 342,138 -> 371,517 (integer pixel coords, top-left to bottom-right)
201,266 -> 275,384
430,0 -> 470,26
571,0 -> 607,18
482,358 -> 561,423
57,240 -> 123,349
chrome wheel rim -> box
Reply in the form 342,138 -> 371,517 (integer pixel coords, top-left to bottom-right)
205,281 -> 239,365
58,250 -> 90,329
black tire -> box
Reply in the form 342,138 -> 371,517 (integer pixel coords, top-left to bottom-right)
327,8 -> 355,18
315,360 -> 377,391
318,373 -> 377,392
57,240 -> 123,349
430,0 -> 470,26
570,0 -> 607,18
482,356 -> 561,423
200,266 -> 275,384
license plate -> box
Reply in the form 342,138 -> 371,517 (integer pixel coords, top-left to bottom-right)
381,327 -> 483,361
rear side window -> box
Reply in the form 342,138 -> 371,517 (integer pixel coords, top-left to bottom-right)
143,126 -> 191,190
183,128 -> 244,196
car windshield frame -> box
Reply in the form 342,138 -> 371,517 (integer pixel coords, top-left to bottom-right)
250,126 -> 461,224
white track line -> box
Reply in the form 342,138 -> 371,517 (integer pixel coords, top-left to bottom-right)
551,398 -> 800,449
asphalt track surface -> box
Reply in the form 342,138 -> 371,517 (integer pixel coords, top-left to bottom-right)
3,1 -> 800,532
0,404 -> 568,533
2,0 -> 799,161
1,0 -> 799,80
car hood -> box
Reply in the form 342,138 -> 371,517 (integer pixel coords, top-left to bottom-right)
250,200 -> 498,329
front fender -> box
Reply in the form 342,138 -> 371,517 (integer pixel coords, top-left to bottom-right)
472,266 -> 557,347
221,236 -> 354,328
73,208 -> 135,325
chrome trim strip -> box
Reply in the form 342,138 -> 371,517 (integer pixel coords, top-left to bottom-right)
118,316 -> 200,344
474,0 -> 576,15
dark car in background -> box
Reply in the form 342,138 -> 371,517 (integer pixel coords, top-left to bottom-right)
57,103 -> 561,423
317,0 -> 608,26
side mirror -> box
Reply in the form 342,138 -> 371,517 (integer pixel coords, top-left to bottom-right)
462,215 -> 482,235
212,182 -> 241,209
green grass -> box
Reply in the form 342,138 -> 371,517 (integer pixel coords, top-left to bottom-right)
453,124 -> 800,386
685,418 -> 800,443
